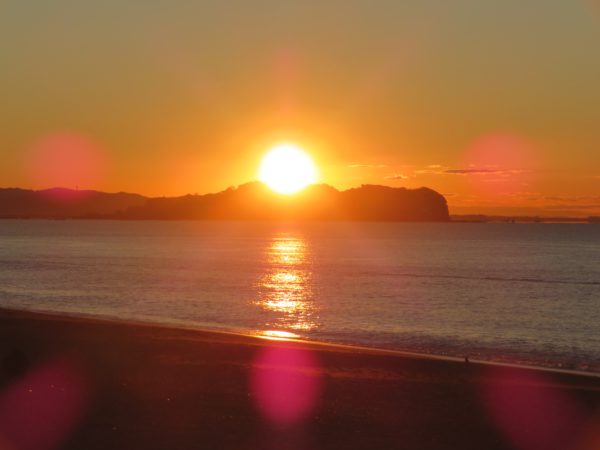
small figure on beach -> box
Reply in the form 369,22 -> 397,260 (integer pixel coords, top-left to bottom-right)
464,355 -> 469,363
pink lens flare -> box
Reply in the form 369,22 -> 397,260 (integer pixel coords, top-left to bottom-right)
251,345 -> 322,427
459,133 -> 538,196
0,359 -> 89,450
272,49 -> 302,85
25,132 -> 108,190
270,49 -> 303,115
480,367 -> 588,450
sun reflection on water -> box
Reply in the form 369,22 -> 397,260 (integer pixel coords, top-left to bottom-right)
257,330 -> 301,341
255,235 -> 317,333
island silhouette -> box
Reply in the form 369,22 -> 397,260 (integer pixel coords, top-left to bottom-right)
0,182 -> 450,221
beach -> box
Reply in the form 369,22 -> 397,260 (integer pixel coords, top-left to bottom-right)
0,308 -> 599,450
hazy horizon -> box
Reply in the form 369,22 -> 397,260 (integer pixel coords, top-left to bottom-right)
1,180 -> 599,219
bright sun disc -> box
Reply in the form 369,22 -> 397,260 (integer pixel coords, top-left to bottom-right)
259,144 -> 317,194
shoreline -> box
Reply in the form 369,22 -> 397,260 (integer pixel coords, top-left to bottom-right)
2,305 -> 599,380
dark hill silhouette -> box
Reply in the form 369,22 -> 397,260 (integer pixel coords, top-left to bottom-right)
0,182 -> 449,221
0,188 -> 147,219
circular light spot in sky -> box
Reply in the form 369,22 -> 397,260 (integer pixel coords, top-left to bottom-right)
25,132 -> 108,190
459,133 -> 537,196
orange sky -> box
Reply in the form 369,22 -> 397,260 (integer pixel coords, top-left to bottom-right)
1,1 -> 599,216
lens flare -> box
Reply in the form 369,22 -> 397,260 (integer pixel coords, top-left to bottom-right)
25,132 -> 108,190
480,367 -> 587,450
251,345 -> 322,427
0,359 -> 89,450
459,133 -> 537,197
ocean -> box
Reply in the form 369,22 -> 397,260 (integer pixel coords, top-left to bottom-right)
0,220 -> 598,372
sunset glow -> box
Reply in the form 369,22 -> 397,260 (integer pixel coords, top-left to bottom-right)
258,144 -> 317,195
2,3 -> 600,450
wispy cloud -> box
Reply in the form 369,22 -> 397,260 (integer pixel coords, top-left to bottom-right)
443,168 -> 530,176
444,168 -> 500,174
543,195 -> 600,203
412,164 -> 530,176
414,166 -> 446,175
385,173 -> 409,180
347,164 -> 387,169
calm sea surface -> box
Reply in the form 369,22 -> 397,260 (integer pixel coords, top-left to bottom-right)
0,220 -> 599,372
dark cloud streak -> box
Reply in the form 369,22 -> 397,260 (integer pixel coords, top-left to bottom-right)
444,168 -> 500,174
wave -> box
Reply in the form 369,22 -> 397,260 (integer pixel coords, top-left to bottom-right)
379,272 -> 600,286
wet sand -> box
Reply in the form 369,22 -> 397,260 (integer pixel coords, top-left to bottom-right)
0,308 -> 599,450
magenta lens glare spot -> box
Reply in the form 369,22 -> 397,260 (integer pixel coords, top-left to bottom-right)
251,345 -> 322,427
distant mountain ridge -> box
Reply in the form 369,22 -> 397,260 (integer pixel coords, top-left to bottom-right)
0,182 -> 450,221
0,188 -> 147,218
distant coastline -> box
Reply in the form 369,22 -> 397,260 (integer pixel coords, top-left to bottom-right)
451,214 -> 600,224
1,184 -> 598,223
0,182 -> 450,222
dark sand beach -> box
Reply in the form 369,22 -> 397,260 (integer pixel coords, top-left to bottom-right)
0,308 -> 599,450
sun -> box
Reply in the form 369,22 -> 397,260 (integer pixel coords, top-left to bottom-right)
258,144 -> 317,194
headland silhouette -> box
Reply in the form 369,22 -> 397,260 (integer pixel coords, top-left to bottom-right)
0,182 -> 449,221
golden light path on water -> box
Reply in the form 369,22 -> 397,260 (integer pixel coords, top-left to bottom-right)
255,235 -> 317,337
